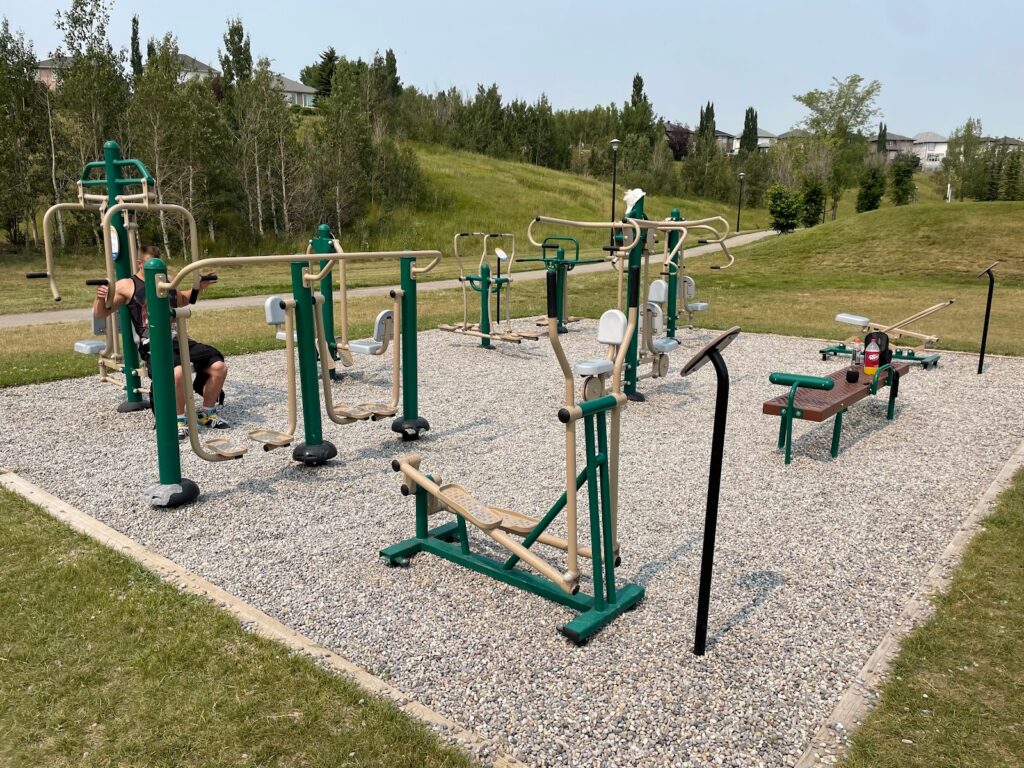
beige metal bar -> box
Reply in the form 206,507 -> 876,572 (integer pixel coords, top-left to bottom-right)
880,300 -> 956,335
527,215 -> 640,252
249,299 -> 298,449
40,201 -> 103,301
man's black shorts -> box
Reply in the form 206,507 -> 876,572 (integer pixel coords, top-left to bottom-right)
142,339 -> 225,396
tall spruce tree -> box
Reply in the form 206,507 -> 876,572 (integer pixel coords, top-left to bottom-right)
739,107 -> 758,154
876,122 -> 887,154
129,15 -> 143,80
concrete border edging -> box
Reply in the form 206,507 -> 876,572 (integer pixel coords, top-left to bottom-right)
0,470 -> 528,768
796,437 -> 1024,766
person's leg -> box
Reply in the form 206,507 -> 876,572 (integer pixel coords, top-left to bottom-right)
174,364 -> 186,415
201,360 -> 227,408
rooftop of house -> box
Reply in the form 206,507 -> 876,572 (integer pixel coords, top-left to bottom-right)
880,132 -> 913,142
757,128 -> 777,139
275,74 -> 315,94
982,136 -> 1023,146
714,129 -> 735,139
913,131 -> 947,143
778,128 -> 808,139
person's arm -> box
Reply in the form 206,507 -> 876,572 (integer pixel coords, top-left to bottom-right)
93,279 -> 134,319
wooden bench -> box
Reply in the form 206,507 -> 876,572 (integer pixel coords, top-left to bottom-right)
762,361 -> 909,464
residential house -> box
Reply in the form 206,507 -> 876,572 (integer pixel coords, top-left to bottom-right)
913,132 -> 947,170
875,131 -> 915,162
756,128 -> 777,152
276,75 -> 316,109
714,129 -> 736,154
777,128 -> 809,141
981,136 -> 1024,150
36,53 -> 218,89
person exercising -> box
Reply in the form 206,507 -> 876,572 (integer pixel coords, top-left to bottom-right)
93,244 -> 229,439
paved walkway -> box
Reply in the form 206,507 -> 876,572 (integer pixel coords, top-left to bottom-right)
1,230 -> 775,329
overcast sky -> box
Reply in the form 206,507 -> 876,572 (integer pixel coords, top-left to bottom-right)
7,0 -> 1023,138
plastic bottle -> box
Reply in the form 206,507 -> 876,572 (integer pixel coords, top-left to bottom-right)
864,338 -> 880,376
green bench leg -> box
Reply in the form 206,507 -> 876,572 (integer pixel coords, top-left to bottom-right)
777,413 -> 788,449
887,373 -> 899,420
783,411 -> 794,465
831,409 -> 845,458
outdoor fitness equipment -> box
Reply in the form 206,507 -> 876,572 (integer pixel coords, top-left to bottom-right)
679,326 -> 741,656
438,232 -> 540,347
521,229 -> 617,334
136,231 -> 441,507
381,266 -> 646,644
28,141 -> 202,412
529,190 -> 734,400
820,299 -> 955,369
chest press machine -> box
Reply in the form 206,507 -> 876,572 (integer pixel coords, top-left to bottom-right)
382,266 -> 646,644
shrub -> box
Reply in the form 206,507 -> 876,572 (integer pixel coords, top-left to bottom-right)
800,178 -> 826,229
856,164 -> 887,212
767,184 -> 800,233
889,153 -> 920,205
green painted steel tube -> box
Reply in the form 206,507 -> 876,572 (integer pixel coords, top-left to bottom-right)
666,207 -> 682,338
501,468 -> 588,570
456,515 -> 470,555
479,261 -> 491,349
870,364 -> 893,395
583,414 -> 606,611
577,394 -> 618,418
291,261 -> 325,446
595,411 -> 617,601
831,410 -> 844,457
769,372 -> 835,390
104,141 -> 144,408
143,258 -> 182,485
312,224 -> 339,361
399,257 -> 418,418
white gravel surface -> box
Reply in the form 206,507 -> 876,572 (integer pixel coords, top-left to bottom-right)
2,325 -> 1022,767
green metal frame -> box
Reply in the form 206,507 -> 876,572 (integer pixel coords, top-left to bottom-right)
519,237 -> 603,333
381,403 -> 644,644
622,196 -> 648,401
820,341 -> 940,369
664,207 -> 683,339
769,366 -> 900,465
311,224 -> 340,369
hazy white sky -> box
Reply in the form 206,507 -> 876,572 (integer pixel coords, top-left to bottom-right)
6,0 -> 1023,138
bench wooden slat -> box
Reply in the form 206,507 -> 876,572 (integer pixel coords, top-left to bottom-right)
762,362 -> 910,422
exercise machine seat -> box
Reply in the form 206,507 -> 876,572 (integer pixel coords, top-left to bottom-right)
646,302 -> 665,334
652,337 -> 680,353
276,330 -> 298,343
350,309 -> 393,356
573,309 -> 628,377
264,295 -> 287,326
647,278 -> 669,304
73,340 -> 106,355
682,275 -> 698,300
688,302 -> 709,312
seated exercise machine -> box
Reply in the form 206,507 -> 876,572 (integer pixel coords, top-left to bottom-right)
439,231 -> 539,347
382,267 -> 646,644
27,142 -> 204,412
820,299 -> 954,369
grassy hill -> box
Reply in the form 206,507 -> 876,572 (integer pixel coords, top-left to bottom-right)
3,144 -> 766,316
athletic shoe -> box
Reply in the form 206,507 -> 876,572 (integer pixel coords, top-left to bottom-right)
198,406 -> 230,430
177,417 -> 188,441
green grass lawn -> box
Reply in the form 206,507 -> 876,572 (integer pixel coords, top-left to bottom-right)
0,485 -> 476,768
3,143 -> 767,316
841,469 -> 1024,767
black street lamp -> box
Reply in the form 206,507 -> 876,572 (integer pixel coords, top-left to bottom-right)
736,171 -> 745,233
610,138 -> 621,246
977,261 -> 999,374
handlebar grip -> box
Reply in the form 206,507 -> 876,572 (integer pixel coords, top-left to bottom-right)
188,274 -> 219,305
540,242 -> 560,250
768,372 -> 835,390
546,271 -> 558,319
26,272 -> 49,279
697,239 -> 709,244
627,266 -> 641,308
85,278 -> 110,286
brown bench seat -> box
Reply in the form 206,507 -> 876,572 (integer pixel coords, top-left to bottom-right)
762,361 -> 909,463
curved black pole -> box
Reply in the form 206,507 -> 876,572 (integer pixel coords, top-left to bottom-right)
693,347 -> 730,656
977,263 -> 997,375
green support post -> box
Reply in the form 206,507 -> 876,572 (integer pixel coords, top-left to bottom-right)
665,208 -> 683,339
478,261 -> 491,349
105,141 -> 147,413
290,260 -> 337,465
142,257 -> 199,507
623,194 -> 648,401
311,224 -> 340,371
391,256 -> 430,440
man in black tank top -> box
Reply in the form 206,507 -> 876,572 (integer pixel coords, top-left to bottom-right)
93,244 -> 230,440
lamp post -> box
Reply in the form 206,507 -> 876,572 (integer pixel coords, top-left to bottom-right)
610,138 -> 621,246
736,171 -> 745,233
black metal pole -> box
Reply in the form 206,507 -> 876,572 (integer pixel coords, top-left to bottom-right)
610,149 -> 619,247
736,178 -> 744,233
693,347 -> 730,656
978,265 -> 997,374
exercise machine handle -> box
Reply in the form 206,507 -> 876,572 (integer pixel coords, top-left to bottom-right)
85,278 -> 110,286
768,372 -> 834,390
188,273 -> 219,304
546,270 -> 558,318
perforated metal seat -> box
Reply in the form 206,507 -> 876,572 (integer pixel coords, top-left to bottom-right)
652,337 -> 680,353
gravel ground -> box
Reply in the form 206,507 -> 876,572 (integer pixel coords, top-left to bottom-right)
2,325 -> 1022,767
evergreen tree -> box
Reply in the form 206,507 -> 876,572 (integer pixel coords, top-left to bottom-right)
739,107 -> 758,154
999,149 -> 1022,200
767,184 -> 799,233
856,161 -> 886,212
876,121 -> 887,154
889,153 -> 919,205
129,15 -> 143,81
313,47 -> 337,98
799,177 -> 825,228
